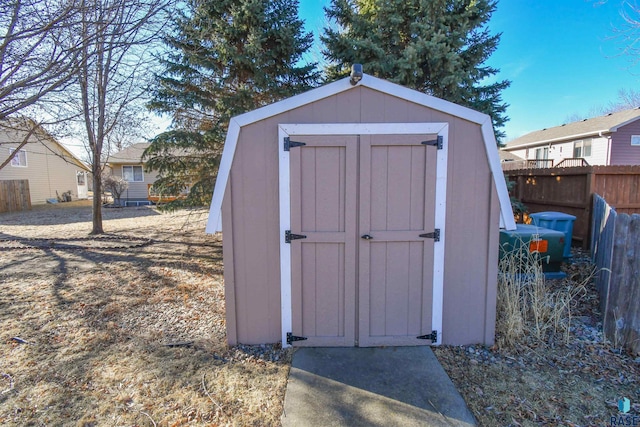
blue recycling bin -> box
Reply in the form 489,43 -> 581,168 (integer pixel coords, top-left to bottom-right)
529,211 -> 576,259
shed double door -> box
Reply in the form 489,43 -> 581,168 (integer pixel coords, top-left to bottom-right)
289,134 -> 436,347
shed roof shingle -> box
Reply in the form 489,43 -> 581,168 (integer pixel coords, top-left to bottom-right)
506,107 -> 640,148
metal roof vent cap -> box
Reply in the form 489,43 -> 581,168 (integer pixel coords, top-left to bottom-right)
350,64 -> 363,85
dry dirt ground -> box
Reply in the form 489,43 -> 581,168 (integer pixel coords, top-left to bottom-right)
1,202 -> 639,427
0,201 -> 290,426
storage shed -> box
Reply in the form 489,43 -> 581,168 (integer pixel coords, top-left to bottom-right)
206,72 -> 516,348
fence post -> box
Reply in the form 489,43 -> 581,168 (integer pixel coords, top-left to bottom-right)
583,168 -> 596,249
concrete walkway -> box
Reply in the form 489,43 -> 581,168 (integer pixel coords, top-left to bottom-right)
281,347 -> 476,427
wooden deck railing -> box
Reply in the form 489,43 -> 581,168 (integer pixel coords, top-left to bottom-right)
525,159 -> 554,168
147,184 -> 184,203
555,158 -> 589,168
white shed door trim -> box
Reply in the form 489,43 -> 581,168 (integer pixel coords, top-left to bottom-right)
278,123 -> 449,346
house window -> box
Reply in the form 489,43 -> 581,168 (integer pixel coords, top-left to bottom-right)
631,135 -> 640,146
77,171 -> 86,186
573,139 -> 592,157
9,148 -> 27,167
535,147 -> 549,160
533,147 -> 550,167
122,165 -> 143,182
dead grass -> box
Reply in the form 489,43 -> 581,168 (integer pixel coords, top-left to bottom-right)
4,201 -> 638,426
435,249 -> 640,426
0,201 -> 290,426
496,242 -> 592,348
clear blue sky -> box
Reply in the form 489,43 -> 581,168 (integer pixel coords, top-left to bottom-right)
299,0 -> 640,141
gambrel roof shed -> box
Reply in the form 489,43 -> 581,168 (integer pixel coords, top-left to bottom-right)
206,74 -> 515,348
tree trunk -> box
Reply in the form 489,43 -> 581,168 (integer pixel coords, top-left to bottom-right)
90,161 -> 104,235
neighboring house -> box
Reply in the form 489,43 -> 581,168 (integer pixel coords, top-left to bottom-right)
499,150 -> 526,170
106,143 -> 157,206
0,119 -> 90,204
502,107 -> 640,167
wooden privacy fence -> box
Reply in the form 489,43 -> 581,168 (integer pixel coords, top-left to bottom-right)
505,166 -> 640,247
591,194 -> 640,354
0,180 -> 31,213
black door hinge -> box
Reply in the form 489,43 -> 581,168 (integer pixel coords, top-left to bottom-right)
284,137 -> 306,151
287,332 -> 308,345
422,135 -> 443,150
285,230 -> 307,243
417,330 -> 438,342
419,229 -> 440,242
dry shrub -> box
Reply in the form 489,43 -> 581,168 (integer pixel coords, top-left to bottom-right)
496,239 -> 593,348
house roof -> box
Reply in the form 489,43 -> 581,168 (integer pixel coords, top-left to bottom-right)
499,150 -> 524,162
505,107 -> 640,149
205,74 -> 516,233
107,143 -> 150,164
0,118 -> 90,171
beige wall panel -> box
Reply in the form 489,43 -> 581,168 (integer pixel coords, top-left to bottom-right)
484,182 -> 500,345
442,117 -> 493,344
228,124 -> 281,344
359,88 -> 386,122
0,141 -> 82,204
226,86 -> 499,346
332,89 -> 362,122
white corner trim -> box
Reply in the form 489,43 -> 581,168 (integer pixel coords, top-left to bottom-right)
206,119 -> 241,233
482,120 -> 517,231
431,125 -> 448,346
278,126 -> 293,347
278,123 -> 448,348
280,122 -> 448,135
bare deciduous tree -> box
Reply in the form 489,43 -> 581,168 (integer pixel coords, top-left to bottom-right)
1,0 -> 171,235
0,0 -> 86,170
606,88 -> 640,111
0,0 -> 84,119
102,174 -> 128,206
618,1 -> 640,66
66,0 -> 171,234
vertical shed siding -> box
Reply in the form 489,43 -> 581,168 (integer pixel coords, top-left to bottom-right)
442,117 -> 495,344
610,122 -> 640,165
225,86 -> 499,345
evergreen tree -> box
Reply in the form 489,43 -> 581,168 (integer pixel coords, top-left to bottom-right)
322,0 -> 510,141
145,0 -> 319,207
